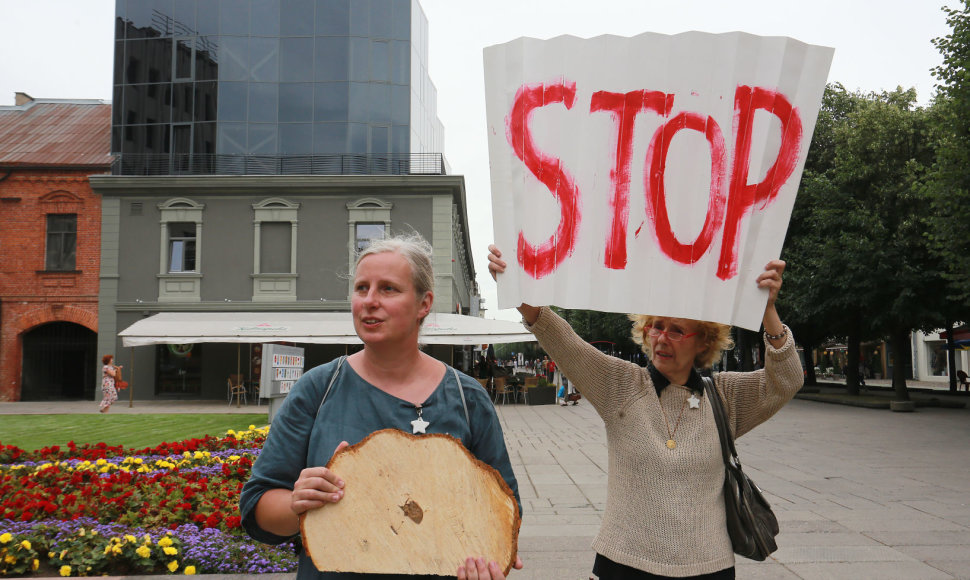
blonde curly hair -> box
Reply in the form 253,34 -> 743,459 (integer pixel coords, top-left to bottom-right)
628,314 -> 733,369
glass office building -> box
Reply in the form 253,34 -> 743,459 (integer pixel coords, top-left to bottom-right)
112,0 -> 445,175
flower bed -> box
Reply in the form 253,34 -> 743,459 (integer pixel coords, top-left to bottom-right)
0,426 -> 298,576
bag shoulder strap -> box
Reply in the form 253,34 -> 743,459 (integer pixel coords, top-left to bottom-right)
452,367 -> 471,430
703,376 -> 740,467
316,355 -> 347,418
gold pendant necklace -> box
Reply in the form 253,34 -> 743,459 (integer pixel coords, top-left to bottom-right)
659,391 -> 690,450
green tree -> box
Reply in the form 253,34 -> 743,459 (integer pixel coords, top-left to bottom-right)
834,88 -> 940,399
928,1 -> 970,305
782,83 -> 864,388
784,85 -> 941,399
550,308 -> 641,361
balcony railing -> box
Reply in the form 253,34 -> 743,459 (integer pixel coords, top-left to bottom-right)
112,153 -> 446,177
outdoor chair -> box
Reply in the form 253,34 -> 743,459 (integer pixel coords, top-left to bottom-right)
493,377 -> 511,405
516,382 -> 529,405
477,377 -> 492,397
228,374 -> 247,406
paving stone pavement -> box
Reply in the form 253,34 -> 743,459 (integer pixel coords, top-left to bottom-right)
498,397 -> 970,580
3,393 -> 970,579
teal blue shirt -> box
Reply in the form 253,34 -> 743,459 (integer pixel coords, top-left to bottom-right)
240,357 -> 520,580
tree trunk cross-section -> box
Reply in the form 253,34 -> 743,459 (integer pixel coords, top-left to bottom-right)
300,429 -> 520,576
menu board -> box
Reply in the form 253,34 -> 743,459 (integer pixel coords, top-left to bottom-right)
259,344 -> 306,398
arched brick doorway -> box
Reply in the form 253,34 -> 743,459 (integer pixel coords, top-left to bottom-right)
21,322 -> 97,401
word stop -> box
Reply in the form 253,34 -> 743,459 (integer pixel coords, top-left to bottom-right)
506,79 -> 802,281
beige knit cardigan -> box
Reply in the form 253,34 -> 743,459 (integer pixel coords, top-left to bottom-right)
525,307 -> 803,576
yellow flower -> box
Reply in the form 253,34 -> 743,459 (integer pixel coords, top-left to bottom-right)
19,540 -> 31,550
124,535 -> 136,543
0,532 -> 11,544
184,565 -> 196,575
167,560 -> 179,572
59,565 -> 71,576
78,528 -> 85,537
157,537 -> 173,547
32,558 -> 39,571
60,550 -> 67,559
104,545 -> 113,555
48,551 -> 55,558
96,459 -> 107,466
136,545 -> 151,559
4,555 -> 16,564
163,546 -> 177,556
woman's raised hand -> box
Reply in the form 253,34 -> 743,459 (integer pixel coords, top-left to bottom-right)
757,260 -> 787,345
456,555 -> 523,580
290,441 -> 349,515
756,259 -> 785,308
487,244 -> 507,281
487,245 -> 540,324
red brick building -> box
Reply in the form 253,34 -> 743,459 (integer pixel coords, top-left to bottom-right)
0,93 -> 112,401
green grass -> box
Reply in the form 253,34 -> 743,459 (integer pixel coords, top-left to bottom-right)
0,414 -> 268,452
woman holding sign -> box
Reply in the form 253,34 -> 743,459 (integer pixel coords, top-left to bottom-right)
488,245 -> 802,580
241,234 -> 522,580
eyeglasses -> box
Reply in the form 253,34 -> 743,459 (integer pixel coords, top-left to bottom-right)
646,326 -> 697,342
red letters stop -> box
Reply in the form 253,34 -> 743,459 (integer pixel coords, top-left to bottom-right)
506,81 -> 802,281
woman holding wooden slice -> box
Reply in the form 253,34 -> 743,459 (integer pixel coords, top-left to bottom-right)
241,234 -> 522,580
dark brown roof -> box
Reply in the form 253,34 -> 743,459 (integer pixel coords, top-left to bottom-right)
0,99 -> 113,168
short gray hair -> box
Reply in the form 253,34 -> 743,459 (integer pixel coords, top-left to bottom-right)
356,232 -> 435,299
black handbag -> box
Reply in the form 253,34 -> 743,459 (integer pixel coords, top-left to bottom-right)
702,377 -> 779,561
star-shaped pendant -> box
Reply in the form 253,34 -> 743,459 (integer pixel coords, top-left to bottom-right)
687,394 -> 701,409
411,417 -> 430,434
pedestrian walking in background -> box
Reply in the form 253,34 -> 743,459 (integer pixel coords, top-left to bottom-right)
99,354 -> 121,413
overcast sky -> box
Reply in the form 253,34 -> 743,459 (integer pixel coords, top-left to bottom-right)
0,0 -> 953,320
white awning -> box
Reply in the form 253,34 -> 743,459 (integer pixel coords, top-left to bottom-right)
119,311 -> 535,347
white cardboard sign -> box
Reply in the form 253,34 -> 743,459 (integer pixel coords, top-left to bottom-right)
485,32 -> 833,330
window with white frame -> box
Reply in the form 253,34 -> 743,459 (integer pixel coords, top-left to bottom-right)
157,198 -> 204,302
252,198 -> 300,301
346,198 -> 392,295
167,222 -> 197,272
259,222 -> 292,273
355,222 -> 385,254
45,214 -> 77,271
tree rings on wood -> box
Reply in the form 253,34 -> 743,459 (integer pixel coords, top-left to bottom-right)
300,429 -> 520,575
